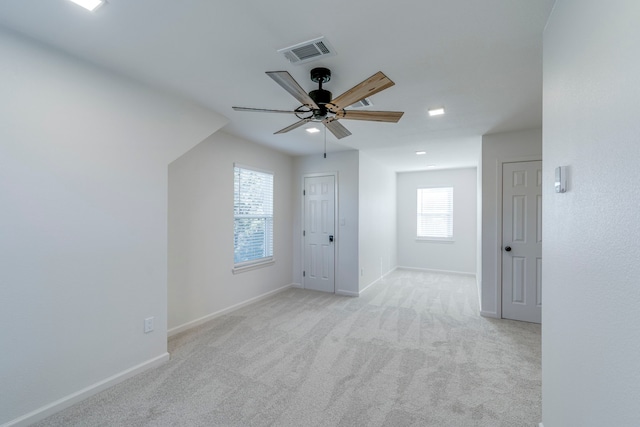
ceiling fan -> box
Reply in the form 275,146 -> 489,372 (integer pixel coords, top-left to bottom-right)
232,67 -> 404,139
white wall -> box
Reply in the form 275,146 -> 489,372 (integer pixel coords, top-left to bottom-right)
293,151 -> 359,296
476,159 -> 483,298
358,152 -> 397,292
168,131 -> 294,333
0,29 -> 226,426
397,168 -> 477,274
542,1 -> 640,425
480,128 -> 541,317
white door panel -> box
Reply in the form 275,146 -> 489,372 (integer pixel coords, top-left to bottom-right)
304,175 -> 335,293
502,161 -> 542,323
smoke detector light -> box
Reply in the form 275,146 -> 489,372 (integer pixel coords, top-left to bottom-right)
69,0 -> 106,11
306,127 -> 320,134
428,107 -> 445,117
416,151 -> 426,155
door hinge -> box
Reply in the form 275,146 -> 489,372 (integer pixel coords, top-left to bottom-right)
303,271 -> 306,277
303,189 -> 306,196
303,230 -> 306,236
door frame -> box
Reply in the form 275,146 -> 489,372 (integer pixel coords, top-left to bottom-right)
301,172 -> 339,292
495,157 -> 541,319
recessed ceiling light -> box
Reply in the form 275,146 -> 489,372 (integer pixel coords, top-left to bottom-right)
306,127 -> 320,134
425,164 -> 436,168
428,107 -> 445,117
69,0 -> 106,12
416,151 -> 426,155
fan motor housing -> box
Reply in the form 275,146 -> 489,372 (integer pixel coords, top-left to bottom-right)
309,68 -> 333,119
309,89 -> 332,119
310,67 -> 331,84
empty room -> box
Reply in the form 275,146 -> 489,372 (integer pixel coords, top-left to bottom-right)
1,1 -> 639,427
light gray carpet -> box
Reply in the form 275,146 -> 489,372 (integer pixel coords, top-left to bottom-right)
35,269 -> 541,426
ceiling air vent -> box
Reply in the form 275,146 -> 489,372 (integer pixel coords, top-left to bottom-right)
277,36 -> 337,65
349,98 -> 373,109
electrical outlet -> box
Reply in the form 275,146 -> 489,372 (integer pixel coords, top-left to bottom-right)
144,317 -> 154,333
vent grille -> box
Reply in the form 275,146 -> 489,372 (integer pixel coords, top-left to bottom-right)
316,41 -> 330,54
278,37 -> 336,65
349,98 -> 373,109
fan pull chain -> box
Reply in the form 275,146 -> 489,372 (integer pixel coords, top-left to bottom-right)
324,125 -> 327,159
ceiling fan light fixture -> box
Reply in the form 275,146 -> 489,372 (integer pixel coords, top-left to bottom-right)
235,68 -> 403,140
428,107 -> 445,117
68,0 -> 106,11
306,127 -> 320,134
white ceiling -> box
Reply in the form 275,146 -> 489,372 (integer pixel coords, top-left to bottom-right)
0,0 -> 555,171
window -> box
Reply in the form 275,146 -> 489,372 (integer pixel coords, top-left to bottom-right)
417,187 -> 453,240
234,164 -> 273,269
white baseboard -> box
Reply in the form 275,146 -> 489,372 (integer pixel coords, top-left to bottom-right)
480,310 -> 499,319
291,283 -> 303,289
2,353 -> 169,427
359,280 -> 377,295
337,266 -> 399,297
336,289 -> 359,297
360,267 -> 398,295
168,283 -> 294,337
396,266 -> 476,277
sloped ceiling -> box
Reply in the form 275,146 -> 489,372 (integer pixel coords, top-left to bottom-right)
0,0 -> 555,171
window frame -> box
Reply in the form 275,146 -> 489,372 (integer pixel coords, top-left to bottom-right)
416,186 -> 454,242
232,163 -> 275,273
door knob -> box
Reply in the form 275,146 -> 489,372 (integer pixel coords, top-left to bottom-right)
505,246 -> 512,252
329,235 -> 334,242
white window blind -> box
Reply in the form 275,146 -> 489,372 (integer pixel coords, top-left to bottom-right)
234,165 -> 273,267
417,187 -> 453,240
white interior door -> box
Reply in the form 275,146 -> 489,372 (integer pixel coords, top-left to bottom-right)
502,161 -> 542,323
303,175 -> 335,293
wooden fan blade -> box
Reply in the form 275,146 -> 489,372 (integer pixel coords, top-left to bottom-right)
328,72 -> 395,111
274,118 -> 312,134
266,71 -> 319,109
233,106 -> 301,114
335,110 -> 404,123
323,118 -> 352,139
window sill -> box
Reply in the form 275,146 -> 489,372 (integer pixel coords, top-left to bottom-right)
232,259 -> 275,274
415,238 -> 455,244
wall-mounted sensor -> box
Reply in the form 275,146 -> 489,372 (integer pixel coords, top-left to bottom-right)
555,166 -> 567,193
